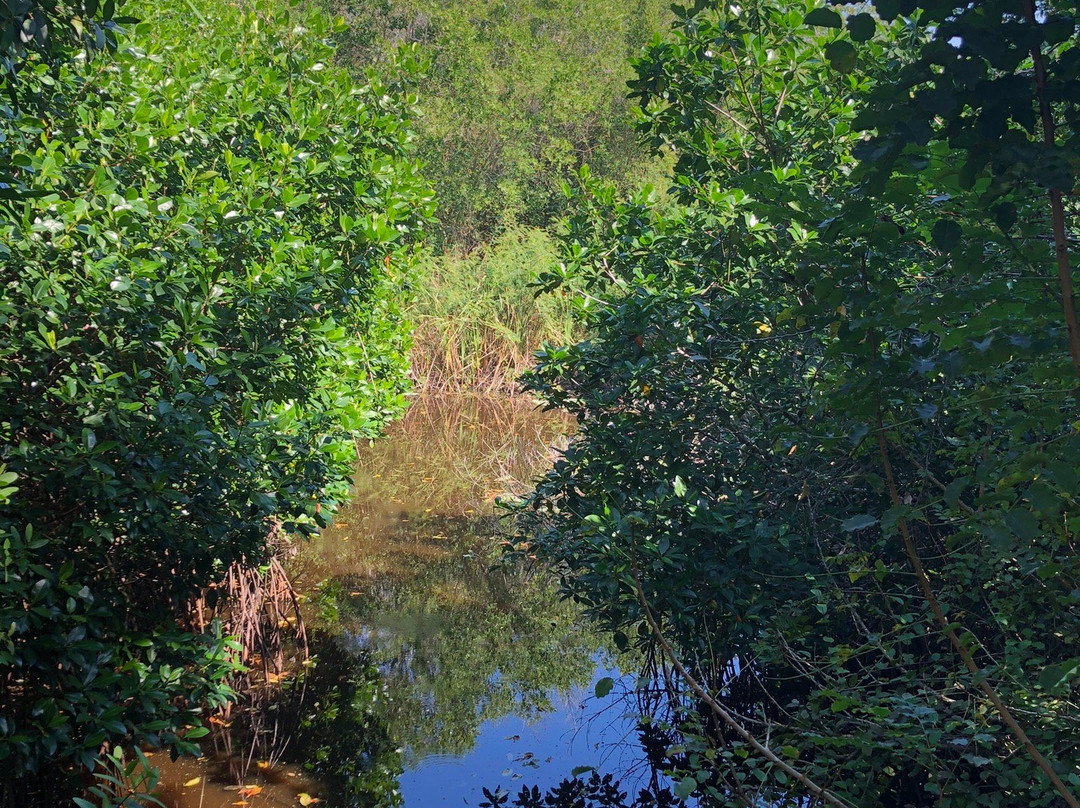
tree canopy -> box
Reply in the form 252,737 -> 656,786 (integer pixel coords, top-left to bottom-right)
518,0 -> 1080,805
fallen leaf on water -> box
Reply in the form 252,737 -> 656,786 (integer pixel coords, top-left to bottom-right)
256,761 -> 270,770
183,777 -> 202,787
232,803 -> 248,807
298,794 -> 321,806
238,785 -> 263,798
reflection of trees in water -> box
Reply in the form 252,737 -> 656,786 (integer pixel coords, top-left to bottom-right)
291,395 -> 611,774
348,395 -> 572,517
317,514 -> 610,762
286,633 -> 404,807
193,631 -> 403,808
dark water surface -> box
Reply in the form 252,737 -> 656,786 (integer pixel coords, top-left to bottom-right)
156,396 -> 647,808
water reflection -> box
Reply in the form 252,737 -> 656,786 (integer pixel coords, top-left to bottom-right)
296,396 -> 642,800
157,396 -> 650,807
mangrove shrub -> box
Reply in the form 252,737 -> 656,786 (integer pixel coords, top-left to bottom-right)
520,1 -> 1080,805
0,0 -> 431,793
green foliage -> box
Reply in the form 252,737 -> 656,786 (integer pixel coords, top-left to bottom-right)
322,0 -> 675,392
408,227 -> 579,390
74,747 -> 164,808
0,0 -> 430,792
0,0 -> 124,89
289,634 -> 403,807
325,0 -> 672,250
519,0 -> 1080,805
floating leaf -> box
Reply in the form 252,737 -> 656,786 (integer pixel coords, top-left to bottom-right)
594,676 -> 615,698
184,777 -> 202,787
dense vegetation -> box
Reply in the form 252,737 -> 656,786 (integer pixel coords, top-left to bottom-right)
321,0 -> 674,389
519,0 -> 1080,806
327,0 -> 671,250
6,0 -> 1080,803
0,0 -> 429,798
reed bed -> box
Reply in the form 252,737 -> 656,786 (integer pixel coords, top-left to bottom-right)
407,227 -> 581,392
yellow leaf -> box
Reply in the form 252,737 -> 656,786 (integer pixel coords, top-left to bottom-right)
184,777 -> 202,787
298,794 -> 321,806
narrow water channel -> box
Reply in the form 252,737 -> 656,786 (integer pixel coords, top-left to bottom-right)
155,396 -> 648,808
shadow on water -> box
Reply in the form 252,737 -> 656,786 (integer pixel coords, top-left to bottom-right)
156,396 -> 665,807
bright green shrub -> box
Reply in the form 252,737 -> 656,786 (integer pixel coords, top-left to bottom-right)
0,0 -> 432,791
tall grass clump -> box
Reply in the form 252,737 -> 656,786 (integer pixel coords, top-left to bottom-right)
408,228 -> 579,391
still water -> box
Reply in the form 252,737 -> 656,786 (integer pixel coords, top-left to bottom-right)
156,396 -> 646,808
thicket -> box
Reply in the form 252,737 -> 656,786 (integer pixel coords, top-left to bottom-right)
519,0 -> 1080,805
0,0 -> 430,797
321,0 -> 675,390
326,0 -> 672,251
408,228 -> 578,390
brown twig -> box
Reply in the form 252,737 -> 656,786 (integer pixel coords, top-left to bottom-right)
874,408 -> 1080,808
628,569 -> 856,808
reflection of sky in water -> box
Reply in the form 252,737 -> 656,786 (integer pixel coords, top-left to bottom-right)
345,613 -> 655,806
300,398 -> 662,805
397,657 -> 649,807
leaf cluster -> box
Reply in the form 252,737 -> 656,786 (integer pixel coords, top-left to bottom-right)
518,1 -> 1080,805
0,0 -> 431,792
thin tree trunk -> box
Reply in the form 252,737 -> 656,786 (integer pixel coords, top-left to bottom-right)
1025,0 -> 1080,378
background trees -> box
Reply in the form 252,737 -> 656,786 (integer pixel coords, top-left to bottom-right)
0,0 -> 431,794
519,1 -> 1080,805
318,0 -> 678,391
326,0 -> 672,252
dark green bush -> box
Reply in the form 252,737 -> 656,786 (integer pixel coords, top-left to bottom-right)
519,0 -> 1080,805
0,0 -> 431,791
